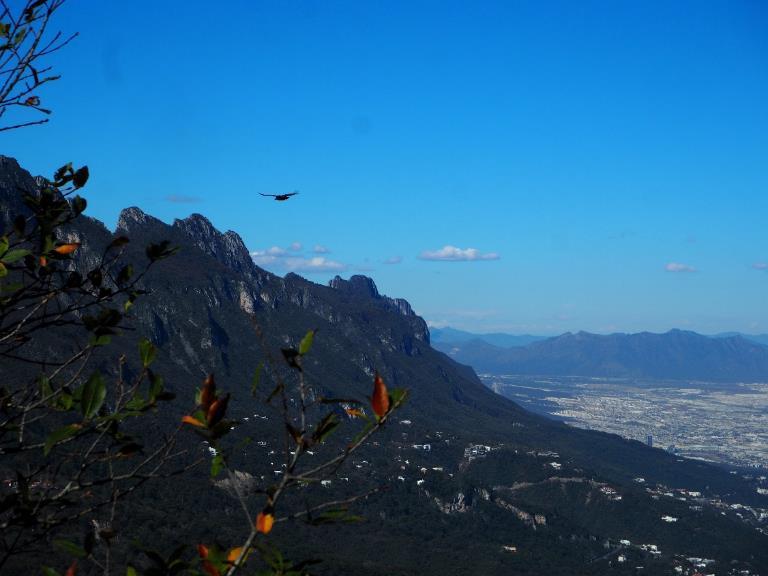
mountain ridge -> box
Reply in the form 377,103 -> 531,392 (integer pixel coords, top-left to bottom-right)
434,328 -> 768,382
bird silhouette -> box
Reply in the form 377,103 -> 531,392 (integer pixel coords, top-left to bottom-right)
260,191 -> 299,202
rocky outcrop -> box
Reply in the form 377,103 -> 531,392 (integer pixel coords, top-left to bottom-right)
173,213 -> 269,287
329,275 -> 430,344
0,156 -> 37,228
116,206 -> 166,235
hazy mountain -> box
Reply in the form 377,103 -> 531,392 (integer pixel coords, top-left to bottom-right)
715,332 -> 768,347
3,156 -> 768,575
430,326 -> 547,348
440,329 -> 768,382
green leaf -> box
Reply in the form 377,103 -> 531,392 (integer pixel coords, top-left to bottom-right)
53,539 -> 86,558
53,162 -> 73,184
1,248 -> 30,263
89,334 -> 111,347
72,166 -> 89,189
56,390 -> 73,411
390,387 -> 409,408
116,264 -> 133,285
0,262 -> 6,278
299,329 -> 315,355
124,396 -> 145,411
41,568 -> 60,576
210,452 -> 224,478
312,413 -> 339,444
126,567 -> 137,576
80,372 -> 107,420
44,424 -> 81,455
0,281 -> 22,293
0,236 -> 8,257
39,374 -> 53,401
251,362 -> 264,397
309,508 -> 364,525
71,195 -> 87,216
138,338 -> 157,368
148,372 -> 164,402
13,27 -> 27,47
145,240 -> 178,262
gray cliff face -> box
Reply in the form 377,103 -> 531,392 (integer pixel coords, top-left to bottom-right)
112,207 -> 433,367
116,207 -> 165,235
173,213 -> 269,286
329,274 -> 380,299
0,156 -> 37,228
329,274 -> 430,344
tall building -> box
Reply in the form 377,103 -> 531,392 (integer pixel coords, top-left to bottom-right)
646,434 -> 653,448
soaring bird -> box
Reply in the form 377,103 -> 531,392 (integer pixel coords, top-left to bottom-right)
260,191 -> 299,202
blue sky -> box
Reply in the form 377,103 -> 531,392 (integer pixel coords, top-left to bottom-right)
4,0 -> 767,334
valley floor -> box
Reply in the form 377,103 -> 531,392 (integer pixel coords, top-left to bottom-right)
480,374 -> 768,471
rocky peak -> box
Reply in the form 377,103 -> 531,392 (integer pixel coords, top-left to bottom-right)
329,275 -> 381,299
173,214 -> 258,280
173,213 -> 217,242
329,275 -> 429,344
116,207 -> 165,234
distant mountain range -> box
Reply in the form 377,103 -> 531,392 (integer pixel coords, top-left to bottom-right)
433,328 -> 768,381
430,326 -> 547,348
715,332 -> 768,347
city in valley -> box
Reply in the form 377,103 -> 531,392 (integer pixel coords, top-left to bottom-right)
480,374 -> 768,470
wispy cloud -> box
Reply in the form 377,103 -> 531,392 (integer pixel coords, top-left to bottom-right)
419,245 -> 500,262
313,244 -> 330,254
165,194 -> 202,204
665,262 -> 697,273
752,263 -> 768,271
383,256 -> 402,265
251,244 -> 346,274
286,256 -> 346,272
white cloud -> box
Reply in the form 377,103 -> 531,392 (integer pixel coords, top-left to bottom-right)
284,256 -> 346,273
665,262 -> 697,273
383,256 -> 402,265
251,244 -> 346,274
419,245 -> 500,262
313,244 -> 330,254
752,263 -> 768,270
250,246 -> 287,257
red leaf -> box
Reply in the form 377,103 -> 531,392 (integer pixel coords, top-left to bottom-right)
200,374 -> 216,411
182,415 -> 206,428
206,393 -> 229,427
255,511 -> 274,534
53,243 -> 80,255
371,373 -> 390,418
